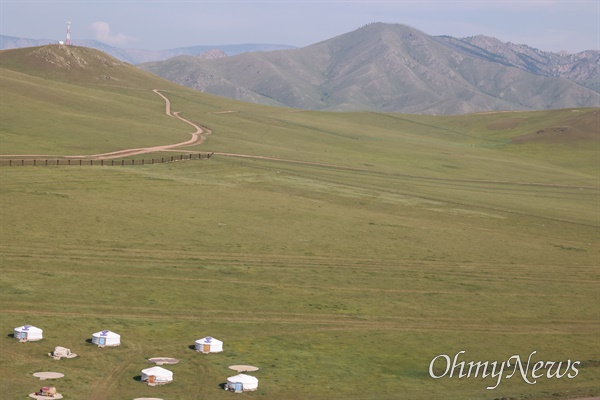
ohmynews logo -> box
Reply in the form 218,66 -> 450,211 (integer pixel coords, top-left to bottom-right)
429,351 -> 580,389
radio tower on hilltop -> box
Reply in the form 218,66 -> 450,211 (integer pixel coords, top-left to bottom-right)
65,21 -> 71,45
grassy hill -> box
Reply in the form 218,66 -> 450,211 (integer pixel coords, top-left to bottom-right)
0,45 -> 598,399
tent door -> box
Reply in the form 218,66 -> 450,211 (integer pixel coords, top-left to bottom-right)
20,332 -> 27,340
148,375 -> 156,383
234,382 -> 243,392
98,337 -> 106,345
203,344 -> 211,353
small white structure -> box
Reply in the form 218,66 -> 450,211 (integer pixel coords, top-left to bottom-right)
49,346 -> 77,360
91,330 -> 120,347
195,336 -> 223,353
14,325 -> 43,341
141,366 -> 173,385
226,373 -> 258,392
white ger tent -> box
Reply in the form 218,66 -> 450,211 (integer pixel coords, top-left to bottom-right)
14,325 -> 43,341
226,374 -> 259,392
91,330 -> 121,346
195,336 -> 223,353
141,366 -> 173,385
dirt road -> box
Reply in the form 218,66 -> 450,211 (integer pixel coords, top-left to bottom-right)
77,90 -> 211,160
0,90 -> 210,160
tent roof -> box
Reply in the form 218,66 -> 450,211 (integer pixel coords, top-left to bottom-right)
92,330 -> 120,338
142,366 -> 173,376
14,325 -> 42,333
195,336 -> 223,344
227,374 -> 258,384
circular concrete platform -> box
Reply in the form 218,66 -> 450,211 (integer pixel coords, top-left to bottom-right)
228,365 -> 259,372
32,372 -> 64,380
29,393 -> 63,399
133,398 -> 164,400
147,357 -> 179,365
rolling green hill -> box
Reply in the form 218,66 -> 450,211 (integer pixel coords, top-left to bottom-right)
0,45 -> 598,399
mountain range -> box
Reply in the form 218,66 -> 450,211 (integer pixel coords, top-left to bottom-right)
2,23 -> 599,114
138,23 -> 599,114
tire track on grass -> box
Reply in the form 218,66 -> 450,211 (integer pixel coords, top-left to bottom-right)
89,343 -> 144,400
214,151 -> 599,190
2,267 -> 596,293
2,244 -> 597,272
1,308 -> 596,335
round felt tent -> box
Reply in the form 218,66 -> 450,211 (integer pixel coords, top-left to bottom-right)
14,325 -> 43,341
226,373 -> 258,392
141,366 -> 173,385
195,336 -> 223,353
91,330 -> 120,347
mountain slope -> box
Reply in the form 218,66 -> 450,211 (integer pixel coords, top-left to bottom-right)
434,34 -> 600,92
140,23 -> 599,114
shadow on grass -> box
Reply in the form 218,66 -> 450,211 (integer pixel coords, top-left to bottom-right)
133,375 -> 142,382
7,334 -> 14,338
85,339 -> 93,344
188,345 -> 196,351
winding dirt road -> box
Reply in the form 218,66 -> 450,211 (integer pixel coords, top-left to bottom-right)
0,90 -> 210,160
79,90 -> 211,159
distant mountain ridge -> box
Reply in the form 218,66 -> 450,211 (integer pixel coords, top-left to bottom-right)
3,23 -> 599,114
139,23 -> 599,114
0,34 -> 295,64
434,35 -> 600,92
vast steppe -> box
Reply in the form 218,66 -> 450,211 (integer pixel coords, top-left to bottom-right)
0,45 -> 598,399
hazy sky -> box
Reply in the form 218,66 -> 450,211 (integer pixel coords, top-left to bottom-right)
1,1 -> 598,53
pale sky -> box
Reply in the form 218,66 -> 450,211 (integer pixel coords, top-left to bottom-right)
1,1 -> 598,53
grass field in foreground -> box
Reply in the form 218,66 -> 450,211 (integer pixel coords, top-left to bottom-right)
0,156 -> 598,400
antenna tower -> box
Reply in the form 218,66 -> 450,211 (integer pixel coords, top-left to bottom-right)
65,21 -> 71,45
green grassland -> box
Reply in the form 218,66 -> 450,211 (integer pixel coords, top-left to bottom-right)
0,46 -> 598,399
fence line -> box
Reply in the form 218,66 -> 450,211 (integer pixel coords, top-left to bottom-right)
0,153 -> 213,167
